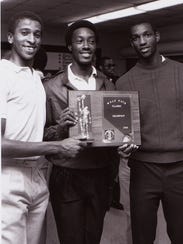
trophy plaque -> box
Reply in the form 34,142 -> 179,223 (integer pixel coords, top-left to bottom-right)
68,91 -> 141,147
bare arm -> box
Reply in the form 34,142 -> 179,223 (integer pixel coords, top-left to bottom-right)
1,118 -> 85,159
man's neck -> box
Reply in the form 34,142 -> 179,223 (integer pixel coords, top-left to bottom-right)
9,51 -> 33,67
139,51 -> 162,67
70,62 -> 93,81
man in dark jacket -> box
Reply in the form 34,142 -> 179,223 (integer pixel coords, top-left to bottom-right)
44,20 -> 119,244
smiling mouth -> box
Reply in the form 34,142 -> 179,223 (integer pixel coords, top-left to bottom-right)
140,47 -> 150,53
81,52 -> 91,57
23,46 -> 36,52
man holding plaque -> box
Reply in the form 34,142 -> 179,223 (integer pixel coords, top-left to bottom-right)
116,22 -> 183,244
44,20 -> 121,244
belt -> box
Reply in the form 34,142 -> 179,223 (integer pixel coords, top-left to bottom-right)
2,158 -> 48,168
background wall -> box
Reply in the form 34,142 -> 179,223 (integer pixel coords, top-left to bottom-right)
2,22 -> 183,75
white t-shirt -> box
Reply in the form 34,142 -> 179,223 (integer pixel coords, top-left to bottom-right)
0,59 -> 46,143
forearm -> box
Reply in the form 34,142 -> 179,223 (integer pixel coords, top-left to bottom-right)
2,138 -> 61,158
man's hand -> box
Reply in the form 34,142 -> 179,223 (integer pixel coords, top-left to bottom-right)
118,143 -> 139,158
58,107 -> 77,130
57,137 -> 87,158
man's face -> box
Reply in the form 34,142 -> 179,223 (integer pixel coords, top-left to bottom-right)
8,18 -> 42,65
69,27 -> 96,66
102,59 -> 115,77
130,23 -> 159,59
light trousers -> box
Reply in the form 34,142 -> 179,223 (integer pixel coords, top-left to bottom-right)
119,158 -> 132,244
1,159 -> 49,244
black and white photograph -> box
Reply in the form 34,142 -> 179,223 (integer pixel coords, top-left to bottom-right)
1,0 -> 183,244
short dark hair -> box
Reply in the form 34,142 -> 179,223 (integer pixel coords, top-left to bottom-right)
65,20 -> 98,47
129,21 -> 157,38
8,11 -> 43,34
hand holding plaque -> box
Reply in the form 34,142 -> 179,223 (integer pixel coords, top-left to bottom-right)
58,107 -> 77,129
68,91 -> 141,147
118,135 -> 139,158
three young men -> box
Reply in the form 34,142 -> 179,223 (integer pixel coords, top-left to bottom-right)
3,11 -> 181,244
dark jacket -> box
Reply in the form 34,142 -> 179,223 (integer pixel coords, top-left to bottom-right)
44,67 -> 119,169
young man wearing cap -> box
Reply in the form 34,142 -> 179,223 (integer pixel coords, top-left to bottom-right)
1,11 -> 84,244
43,20 -> 121,244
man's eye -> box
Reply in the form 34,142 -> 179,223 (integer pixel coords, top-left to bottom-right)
75,40 -> 83,44
132,37 -> 138,42
88,40 -> 95,44
21,31 -> 29,36
145,33 -> 151,38
34,33 -> 41,38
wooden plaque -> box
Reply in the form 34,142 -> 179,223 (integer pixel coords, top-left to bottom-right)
68,91 -> 141,147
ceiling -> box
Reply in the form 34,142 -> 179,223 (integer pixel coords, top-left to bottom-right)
2,0 -> 183,33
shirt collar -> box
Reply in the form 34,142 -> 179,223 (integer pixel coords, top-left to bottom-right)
161,55 -> 166,62
1,59 -> 32,73
68,63 -> 97,81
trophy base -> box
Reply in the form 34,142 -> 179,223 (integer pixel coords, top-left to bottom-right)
79,137 -> 94,145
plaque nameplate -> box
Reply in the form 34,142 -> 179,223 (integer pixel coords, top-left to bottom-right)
68,91 -> 141,147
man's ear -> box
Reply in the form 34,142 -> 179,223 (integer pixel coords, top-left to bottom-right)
155,31 -> 160,43
68,45 -> 72,52
7,32 -> 14,44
